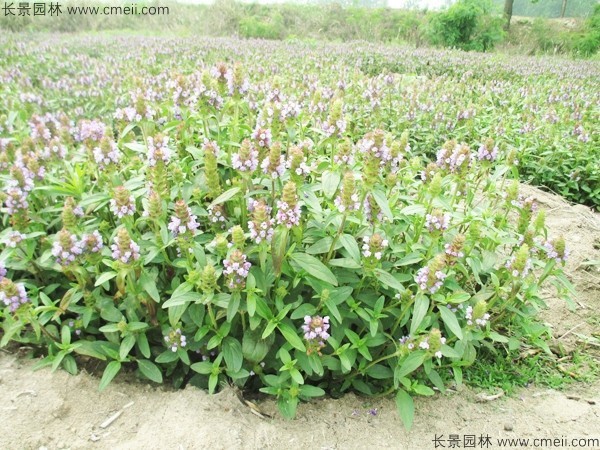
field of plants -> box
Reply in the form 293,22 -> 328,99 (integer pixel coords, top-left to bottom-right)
0,34 -> 598,435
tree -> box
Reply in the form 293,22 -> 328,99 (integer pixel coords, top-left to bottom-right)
503,0 -> 514,30
561,0 -> 568,18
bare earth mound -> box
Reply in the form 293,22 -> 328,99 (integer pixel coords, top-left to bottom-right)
1,184 -> 599,450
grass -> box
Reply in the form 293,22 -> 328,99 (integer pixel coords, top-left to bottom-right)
464,348 -> 600,395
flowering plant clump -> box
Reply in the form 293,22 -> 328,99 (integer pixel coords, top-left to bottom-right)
0,38 -> 585,429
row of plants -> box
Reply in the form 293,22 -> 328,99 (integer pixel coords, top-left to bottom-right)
0,36 -> 586,427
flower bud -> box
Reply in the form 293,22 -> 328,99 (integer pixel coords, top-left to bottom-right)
62,197 -> 79,230
200,264 -> 218,294
231,225 -> 246,249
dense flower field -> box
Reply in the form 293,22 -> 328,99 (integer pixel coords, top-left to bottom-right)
0,35 -> 594,427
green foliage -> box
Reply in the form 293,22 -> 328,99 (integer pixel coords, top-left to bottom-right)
0,36 -> 590,429
571,4 -> 600,56
428,0 -> 505,51
492,0 -> 598,18
239,13 -> 285,40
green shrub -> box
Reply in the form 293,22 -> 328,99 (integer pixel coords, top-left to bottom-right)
428,0 -> 504,51
572,4 -> 600,57
239,14 -> 284,40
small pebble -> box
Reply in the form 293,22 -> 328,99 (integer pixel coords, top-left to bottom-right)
504,423 -> 513,431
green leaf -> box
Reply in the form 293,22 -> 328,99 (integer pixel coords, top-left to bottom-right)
278,322 -> 306,352
290,253 -> 338,286
242,328 -> 274,363
278,395 -> 298,420
395,253 -> 424,267
397,351 -> 426,379
374,268 -> 405,293
440,344 -> 461,359
399,204 -> 426,216
439,306 -> 464,340
489,331 -> 509,343
227,292 -> 241,322
395,389 -> 415,431
62,355 -> 78,375
306,237 -> 334,255
190,361 -> 213,374
94,271 -> 117,287
372,189 -> 394,221
324,296 -> 342,323
162,290 -> 202,308
208,187 -> 241,208
99,361 -> 121,391
73,341 -> 107,361
410,295 -> 429,335
156,350 -> 179,364
340,234 -> 361,263
299,385 -> 325,398
413,384 -> 435,396
208,372 -> 219,394
366,364 -> 393,379
321,170 -> 341,199
168,303 -> 188,328
140,271 -> 160,303
119,334 -> 136,360
329,258 -> 361,269
222,337 -> 243,373
137,359 -> 163,383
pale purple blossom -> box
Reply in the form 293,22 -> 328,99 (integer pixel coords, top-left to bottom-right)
276,201 -> 301,228
415,266 -> 446,294
52,232 -> 84,266
5,231 -> 25,248
80,231 -> 103,253
223,250 -> 252,290
0,281 -> 29,312
164,328 -> 187,352
147,135 -> 171,167
93,141 -> 121,169
302,315 -> 330,346
465,305 -> 490,327
425,212 -> 450,232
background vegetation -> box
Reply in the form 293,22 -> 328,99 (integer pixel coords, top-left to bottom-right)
1,0 -> 599,57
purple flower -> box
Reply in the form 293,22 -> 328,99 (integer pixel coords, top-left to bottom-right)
415,266 -> 446,294
80,231 -> 104,254
168,200 -> 199,237
275,200 -> 301,228
110,228 -> 140,264
207,204 -> 227,229
436,142 -> 472,173
0,263 -> 6,280
75,119 -> 107,143
425,211 -> 451,232
477,142 -> 498,162
52,229 -> 84,266
223,250 -> 251,290
0,278 -> 29,312
302,315 -> 330,353
147,135 -> 171,167
110,186 -> 136,219
232,141 -> 259,173
93,138 -> 121,169
465,305 -> 490,327
164,328 -> 187,352
5,231 -> 25,248
251,126 -> 272,149
5,188 -> 28,214
248,200 -> 274,244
